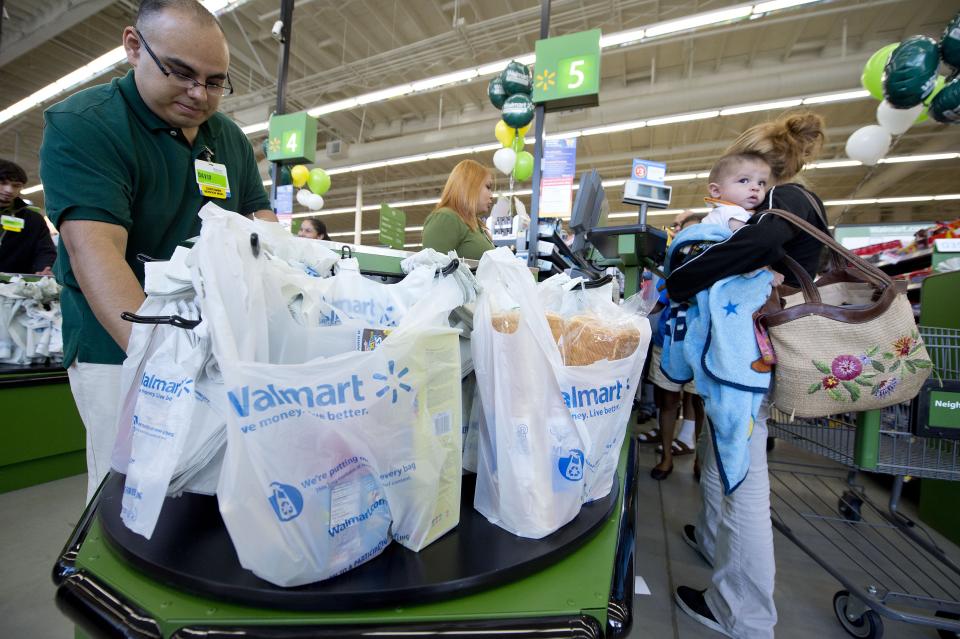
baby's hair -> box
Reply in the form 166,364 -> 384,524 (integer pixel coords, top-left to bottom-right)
708,151 -> 770,185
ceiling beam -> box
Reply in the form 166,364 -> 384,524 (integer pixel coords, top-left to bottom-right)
0,0 -> 114,67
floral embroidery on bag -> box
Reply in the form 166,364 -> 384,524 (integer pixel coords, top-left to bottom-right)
806,331 -> 930,402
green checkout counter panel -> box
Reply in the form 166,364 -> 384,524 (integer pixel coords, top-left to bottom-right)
0,363 -> 85,493
53,439 -> 638,639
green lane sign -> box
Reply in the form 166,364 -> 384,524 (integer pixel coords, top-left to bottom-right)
266,111 -> 318,164
379,203 -> 407,250
930,390 -> 960,429
532,29 -> 601,111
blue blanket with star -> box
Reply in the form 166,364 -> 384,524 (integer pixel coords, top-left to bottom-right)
661,224 -> 773,494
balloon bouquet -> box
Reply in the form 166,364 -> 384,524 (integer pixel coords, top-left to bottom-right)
489,61 -> 536,188
847,11 -> 960,165
290,165 -> 331,211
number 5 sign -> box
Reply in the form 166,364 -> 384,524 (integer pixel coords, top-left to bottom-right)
266,111 -> 318,164
532,29 -> 601,111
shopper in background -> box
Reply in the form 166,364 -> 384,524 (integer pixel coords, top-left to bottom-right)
421,159 -> 496,260
641,209 -> 704,481
0,159 -> 56,276
667,112 -> 828,639
298,217 -> 330,240
39,0 -> 276,503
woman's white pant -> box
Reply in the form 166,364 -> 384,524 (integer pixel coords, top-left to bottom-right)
695,401 -> 777,638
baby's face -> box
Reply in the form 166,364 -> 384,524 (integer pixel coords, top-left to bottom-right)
709,160 -> 771,210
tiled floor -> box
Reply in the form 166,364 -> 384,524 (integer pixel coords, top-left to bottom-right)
2,432 -> 958,638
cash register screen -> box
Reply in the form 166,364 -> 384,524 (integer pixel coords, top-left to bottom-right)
569,169 -> 606,236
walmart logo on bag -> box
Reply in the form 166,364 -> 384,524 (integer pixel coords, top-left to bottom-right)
140,373 -> 193,399
329,298 -> 399,327
560,379 -> 625,409
374,360 -> 411,404
227,359 -> 415,417
558,449 -> 585,481
268,482 -> 304,521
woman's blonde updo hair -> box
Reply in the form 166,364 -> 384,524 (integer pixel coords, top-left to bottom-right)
725,112 -> 825,184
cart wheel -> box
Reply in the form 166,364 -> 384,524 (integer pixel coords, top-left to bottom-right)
935,609 -> 960,639
766,436 -> 776,452
838,490 -> 863,522
833,590 -> 884,639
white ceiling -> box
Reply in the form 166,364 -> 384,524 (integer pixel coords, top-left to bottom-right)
2,0 -> 959,245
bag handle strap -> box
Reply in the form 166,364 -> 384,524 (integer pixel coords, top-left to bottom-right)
777,255 -> 821,304
761,209 -> 893,290
790,187 -> 846,272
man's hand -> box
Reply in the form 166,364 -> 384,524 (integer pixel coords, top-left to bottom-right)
769,269 -> 785,287
35,266 -> 53,277
59,220 -> 145,352
248,209 -> 278,222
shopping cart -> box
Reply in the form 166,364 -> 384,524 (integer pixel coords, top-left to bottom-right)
769,326 -> 960,639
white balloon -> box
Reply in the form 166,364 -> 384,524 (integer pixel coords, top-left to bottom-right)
493,148 -> 516,175
306,194 -> 325,210
296,188 -> 312,207
845,125 -> 891,166
876,101 -> 923,135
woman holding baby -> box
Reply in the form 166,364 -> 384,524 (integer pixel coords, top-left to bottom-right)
667,112 -> 829,638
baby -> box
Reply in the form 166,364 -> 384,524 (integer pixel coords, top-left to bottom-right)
701,151 -> 771,231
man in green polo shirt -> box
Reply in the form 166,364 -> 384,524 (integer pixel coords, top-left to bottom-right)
40,0 -> 275,502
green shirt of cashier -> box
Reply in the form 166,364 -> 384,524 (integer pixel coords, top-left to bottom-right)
422,159 -> 496,261
40,16 -> 271,367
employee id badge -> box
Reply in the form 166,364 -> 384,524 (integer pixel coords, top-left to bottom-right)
1,215 -> 24,232
195,159 -> 231,199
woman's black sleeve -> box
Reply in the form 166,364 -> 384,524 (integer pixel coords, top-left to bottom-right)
665,217 -> 795,301
665,185 -> 821,302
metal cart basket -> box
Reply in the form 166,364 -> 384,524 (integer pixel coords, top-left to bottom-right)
769,326 -> 960,639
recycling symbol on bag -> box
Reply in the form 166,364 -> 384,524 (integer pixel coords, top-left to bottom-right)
268,482 -> 304,522
559,449 -> 585,481
373,359 -> 412,403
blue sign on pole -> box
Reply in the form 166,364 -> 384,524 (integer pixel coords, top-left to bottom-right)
631,159 -> 666,184
538,138 -> 578,218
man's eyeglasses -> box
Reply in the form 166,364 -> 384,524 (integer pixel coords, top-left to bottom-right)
135,28 -> 233,97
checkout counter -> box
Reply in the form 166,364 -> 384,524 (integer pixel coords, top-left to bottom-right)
51,171 -> 669,638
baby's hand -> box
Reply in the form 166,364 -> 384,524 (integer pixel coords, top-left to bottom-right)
765,267 -> 785,287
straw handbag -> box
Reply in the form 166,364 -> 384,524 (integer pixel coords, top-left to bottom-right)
758,209 -> 933,419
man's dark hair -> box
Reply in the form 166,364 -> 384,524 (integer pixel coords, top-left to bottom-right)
136,0 -> 222,33
0,159 -> 28,184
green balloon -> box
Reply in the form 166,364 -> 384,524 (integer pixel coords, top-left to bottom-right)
917,75 -> 947,123
501,93 -> 535,128
500,60 -> 533,96
307,167 -> 331,195
929,76 -> 960,124
487,77 -> 507,109
511,135 -> 524,153
861,43 -> 898,100
883,36 -> 941,108
942,12 -> 960,70
513,151 -> 534,181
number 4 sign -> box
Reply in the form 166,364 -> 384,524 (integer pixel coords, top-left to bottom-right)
532,29 -> 601,112
267,111 -> 318,164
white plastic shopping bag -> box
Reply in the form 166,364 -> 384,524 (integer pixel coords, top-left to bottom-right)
472,249 -> 649,538
472,250 -> 592,538
190,203 -> 464,586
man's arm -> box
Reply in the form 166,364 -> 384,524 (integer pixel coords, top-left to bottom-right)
59,220 -> 145,352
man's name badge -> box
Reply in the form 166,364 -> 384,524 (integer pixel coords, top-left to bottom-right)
195,159 -> 230,199
1,215 -> 24,232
